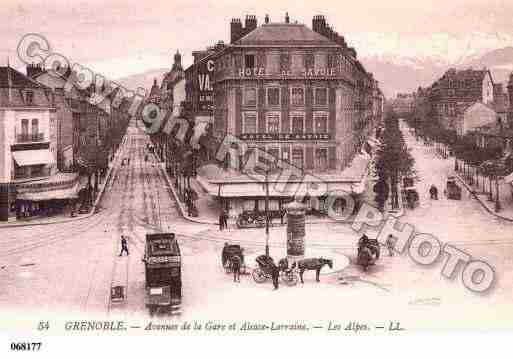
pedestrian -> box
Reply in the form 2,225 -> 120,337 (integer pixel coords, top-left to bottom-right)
127,157 -> 130,166
429,185 -> 438,200
218,212 -> 224,231
385,234 -> 395,257
231,254 -> 242,282
119,235 -> 129,256
280,208 -> 285,224
104,223 -> 108,233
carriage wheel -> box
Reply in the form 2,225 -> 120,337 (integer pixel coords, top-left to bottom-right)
252,268 -> 267,283
281,271 -> 298,286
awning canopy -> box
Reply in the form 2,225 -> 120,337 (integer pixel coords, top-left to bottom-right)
13,150 -> 54,166
216,181 -> 355,198
16,183 -> 80,201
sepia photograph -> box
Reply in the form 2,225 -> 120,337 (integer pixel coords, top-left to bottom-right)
0,0 -> 512,356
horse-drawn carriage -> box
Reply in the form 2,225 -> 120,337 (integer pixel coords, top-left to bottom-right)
221,244 -> 248,274
236,211 -> 266,228
357,236 -> 380,271
252,255 -> 298,286
445,176 -> 462,200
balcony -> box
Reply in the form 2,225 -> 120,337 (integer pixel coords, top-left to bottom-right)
16,133 -> 46,143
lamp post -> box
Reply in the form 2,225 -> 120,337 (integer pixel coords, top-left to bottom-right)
265,169 -> 270,256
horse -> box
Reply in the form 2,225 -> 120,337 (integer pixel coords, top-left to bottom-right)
295,258 -> 333,284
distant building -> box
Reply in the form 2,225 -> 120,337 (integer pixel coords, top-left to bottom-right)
429,68 -> 494,131
391,93 -> 414,116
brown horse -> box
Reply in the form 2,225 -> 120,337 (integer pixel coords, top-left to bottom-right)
295,258 -> 333,284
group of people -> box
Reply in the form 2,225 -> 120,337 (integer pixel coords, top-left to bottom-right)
218,210 -> 229,230
358,234 -> 395,257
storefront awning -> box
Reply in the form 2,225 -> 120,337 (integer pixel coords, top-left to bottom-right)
217,181 -> 355,198
13,150 -> 54,166
16,183 -> 80,201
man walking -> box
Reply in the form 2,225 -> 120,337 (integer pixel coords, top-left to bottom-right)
119,235 -> 129,256
231,254 -> 242,282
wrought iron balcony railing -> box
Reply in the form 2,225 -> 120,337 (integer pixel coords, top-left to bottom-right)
16,133 -> 46,143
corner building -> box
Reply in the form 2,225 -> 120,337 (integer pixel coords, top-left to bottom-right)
213,15 -> 375,173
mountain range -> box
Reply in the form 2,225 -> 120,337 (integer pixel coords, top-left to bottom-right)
115,47 -> 513,99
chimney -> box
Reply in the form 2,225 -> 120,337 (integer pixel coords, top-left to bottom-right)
230,18 -> 243,43
312,15 -> 325,34
285,12 -> 290,23
265,14 -> 270,24
245,14 -> 257,33
26,63 -> 43,78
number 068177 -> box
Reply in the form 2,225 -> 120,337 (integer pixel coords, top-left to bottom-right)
10,342 -> 42,351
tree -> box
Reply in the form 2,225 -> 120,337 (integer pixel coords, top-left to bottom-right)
480,159 -> 508,212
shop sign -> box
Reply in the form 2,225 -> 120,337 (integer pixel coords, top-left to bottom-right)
238,67 -> 337,78
239,133 -> 331,141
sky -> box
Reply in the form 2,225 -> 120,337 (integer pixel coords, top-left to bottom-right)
1,0 -> 512,79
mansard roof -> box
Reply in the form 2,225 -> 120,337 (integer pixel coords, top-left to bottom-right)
233,22 -> 337,46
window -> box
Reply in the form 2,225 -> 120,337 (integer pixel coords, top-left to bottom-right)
291,148 -> 304,169
31,165 -> 44,177
267,148 -> 279,170
244,88 -> 256,106
291,115 -> 304,134
267,114 -> 280,133
280,53 -> 290,72
243,113 -> 257,134
304,53 -> 314,68
245,54 -> 255,68
14,164 -> 28,179
291,88 -> 304,106
315,148 -> 328,171
315,88 -> 327,106
21,119 -> 29,136
31,119 -> 39,138
24,91 -> 34,104
267,88 -> 280,106
314,115 -> 328,133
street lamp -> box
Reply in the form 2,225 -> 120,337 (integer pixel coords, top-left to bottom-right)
265,169 -> 270,256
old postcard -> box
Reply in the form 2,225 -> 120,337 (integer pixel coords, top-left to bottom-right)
1,0 -> 512,356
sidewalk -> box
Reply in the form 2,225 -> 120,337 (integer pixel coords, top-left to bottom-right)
0,135 -> 128,228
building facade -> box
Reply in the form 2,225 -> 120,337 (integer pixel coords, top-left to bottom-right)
0,66 -> 61,221
213,14 -> 376,173
428,68 -> 494,130
201,14 -> 381,216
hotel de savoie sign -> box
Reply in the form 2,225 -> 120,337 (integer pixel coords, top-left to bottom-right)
238,67 -> 337,78
239,133 -> 332,141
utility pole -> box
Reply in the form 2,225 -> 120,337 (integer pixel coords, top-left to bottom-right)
265,169 -> 270,256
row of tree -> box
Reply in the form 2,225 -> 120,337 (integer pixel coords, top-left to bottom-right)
373,111 -> 416,211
